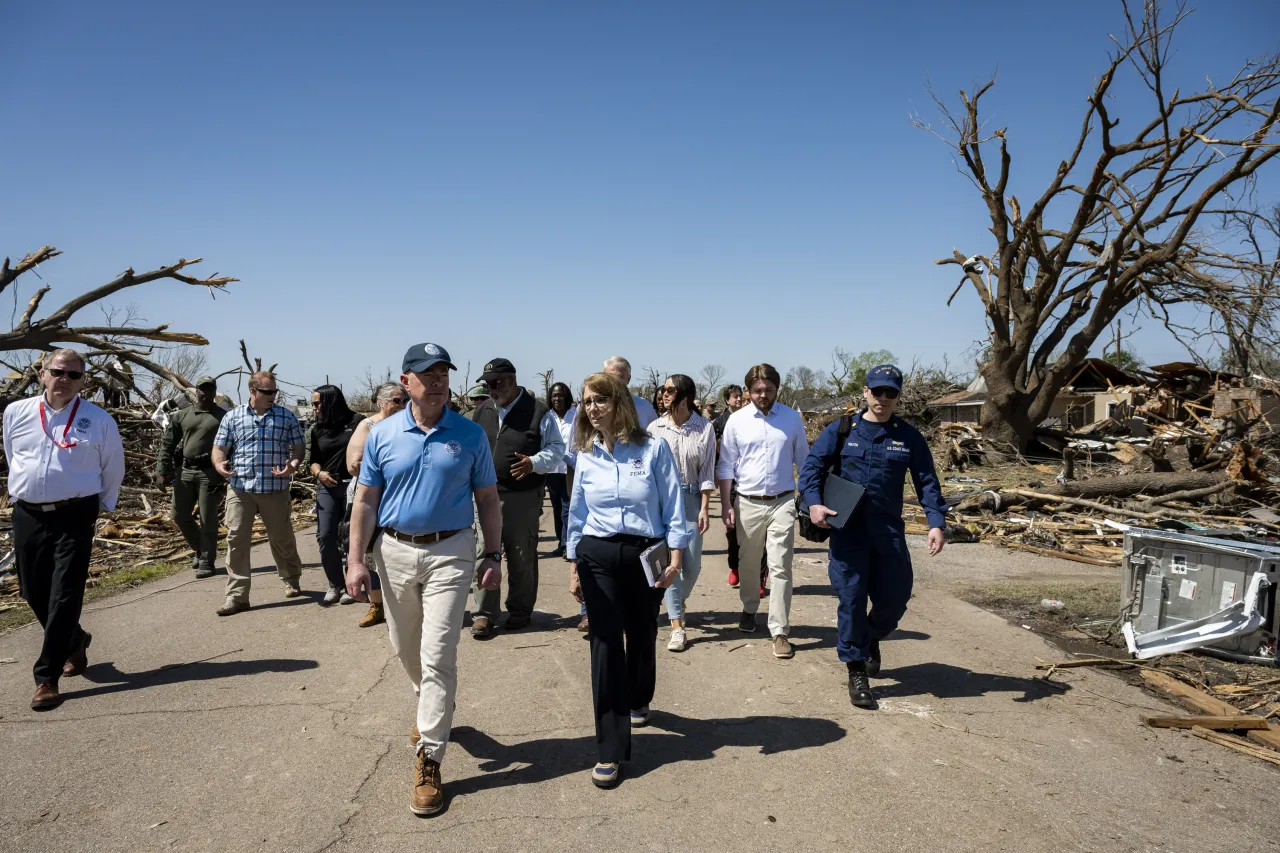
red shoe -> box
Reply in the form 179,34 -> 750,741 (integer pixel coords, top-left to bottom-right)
760,585 -> 768,598
728,570 -> 740,589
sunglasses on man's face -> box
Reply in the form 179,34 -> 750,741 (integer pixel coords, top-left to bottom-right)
48,368 -> 85,380
254,387 -> 279,396
870,387 -> 900,400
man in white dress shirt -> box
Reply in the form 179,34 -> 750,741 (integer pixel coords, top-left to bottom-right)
3,349 -> 125,710
716,363 -> 809,660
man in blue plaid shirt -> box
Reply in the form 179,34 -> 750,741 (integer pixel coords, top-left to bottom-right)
211,371 -> 307,616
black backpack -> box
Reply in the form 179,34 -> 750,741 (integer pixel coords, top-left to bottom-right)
796,414 -> 853,543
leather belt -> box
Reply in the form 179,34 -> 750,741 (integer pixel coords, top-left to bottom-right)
384,527 -> 465,545
740,490 -> 793,502
17,496 -> 96,512
182,454 -> 213,469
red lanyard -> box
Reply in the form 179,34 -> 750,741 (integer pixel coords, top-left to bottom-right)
39,397 -> 81,449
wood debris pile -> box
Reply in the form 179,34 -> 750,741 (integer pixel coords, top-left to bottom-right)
917,367 -> 1280,564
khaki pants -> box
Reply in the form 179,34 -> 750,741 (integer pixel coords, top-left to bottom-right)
223,488 -> 303,604
734,494 -> 796,637
375,530 -> 475,763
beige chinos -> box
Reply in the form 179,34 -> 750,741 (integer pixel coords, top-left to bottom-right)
734,494 -> 796,637
375,529 -> 475,762
223,488 -> 303,604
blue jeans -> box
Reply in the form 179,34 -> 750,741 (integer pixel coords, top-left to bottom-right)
663,492 -> 704,621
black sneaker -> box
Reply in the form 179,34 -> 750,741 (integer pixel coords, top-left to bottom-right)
737,612 -> 756,632
194,564 -> 216,579
848,663 -> 877,709
867,639 -> 881,678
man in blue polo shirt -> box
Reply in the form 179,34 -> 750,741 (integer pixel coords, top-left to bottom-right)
346,342 -> 502,818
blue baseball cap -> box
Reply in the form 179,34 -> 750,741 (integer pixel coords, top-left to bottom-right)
865,364 -> 903,392
402,343 -> 456,374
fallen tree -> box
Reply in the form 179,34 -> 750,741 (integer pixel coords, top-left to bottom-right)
0,246 -> 235,399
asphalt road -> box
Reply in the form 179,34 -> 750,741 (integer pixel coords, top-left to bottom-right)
2,500 -> 1278,853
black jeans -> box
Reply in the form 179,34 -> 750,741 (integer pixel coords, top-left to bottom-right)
545,474 -> 569,546
14,496 -> 99,686
576,534 -> 664,764
315,482 -> 348,590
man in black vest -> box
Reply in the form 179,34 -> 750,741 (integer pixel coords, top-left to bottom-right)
469,358 -> 566,636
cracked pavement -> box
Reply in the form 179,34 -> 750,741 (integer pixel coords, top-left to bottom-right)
3,501 -> 1280,852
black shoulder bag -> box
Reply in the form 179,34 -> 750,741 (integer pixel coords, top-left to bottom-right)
796,414 -> 853,543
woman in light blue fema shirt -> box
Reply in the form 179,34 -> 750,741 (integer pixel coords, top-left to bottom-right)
566,372 -> 690,790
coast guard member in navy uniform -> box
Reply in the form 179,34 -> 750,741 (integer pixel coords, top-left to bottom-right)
799,364 -> 947,709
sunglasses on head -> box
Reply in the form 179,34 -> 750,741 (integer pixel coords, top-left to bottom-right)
48,368 -> 85,380
870,387 -> 900,400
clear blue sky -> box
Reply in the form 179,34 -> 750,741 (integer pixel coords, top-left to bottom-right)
3,1 -> 1278,402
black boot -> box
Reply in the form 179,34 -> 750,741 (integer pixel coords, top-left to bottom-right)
848,662 -> 877,709
867,639 -> 881,678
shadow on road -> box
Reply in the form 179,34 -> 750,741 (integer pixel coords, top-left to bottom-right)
447,712 -> 845,801
876,662 -> 1068,704
65,656 -> 319,700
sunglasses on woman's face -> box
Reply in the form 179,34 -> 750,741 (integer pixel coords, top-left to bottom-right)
388,397 -> 407,405
870,387 -> 900,400
661,386 -> 677,395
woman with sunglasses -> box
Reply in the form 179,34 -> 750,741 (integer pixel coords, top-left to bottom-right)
342,382 -> 409,626
309,385 -> 367,606
647,374 -> 716,653
566,373 -> 690,789
798,364 -> 948,711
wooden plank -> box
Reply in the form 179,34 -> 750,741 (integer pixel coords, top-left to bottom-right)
1142,714 -> 1270,731
1034,658 -> 1131,670
1190,727 -> 1280,766
1140,670 -> 1280,752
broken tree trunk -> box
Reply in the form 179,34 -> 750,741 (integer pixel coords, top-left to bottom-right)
1039,471 -> 1228,501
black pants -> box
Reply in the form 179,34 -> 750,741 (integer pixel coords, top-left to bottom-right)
14,497 -> 99,686
315,482 -> 349,590
545,473 -> 569,546
576,534 -> 663,764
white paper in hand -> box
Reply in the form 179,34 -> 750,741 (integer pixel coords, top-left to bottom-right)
639,541 -> 670,588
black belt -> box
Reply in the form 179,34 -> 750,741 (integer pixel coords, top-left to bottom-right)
741,490 -> 793,502
593,533 -> 663,548
182,454 -> 213,469
17,496 -> 97,513
383,527 -> 466,545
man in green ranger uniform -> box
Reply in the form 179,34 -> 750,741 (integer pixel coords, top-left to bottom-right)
155,376 -> 228,578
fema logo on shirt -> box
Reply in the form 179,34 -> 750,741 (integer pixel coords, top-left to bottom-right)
445,440 -> 462,456
75,417 -> 92,431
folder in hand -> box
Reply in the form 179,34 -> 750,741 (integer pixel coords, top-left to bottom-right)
821,473 -> 865,530
639,541 -> 671,587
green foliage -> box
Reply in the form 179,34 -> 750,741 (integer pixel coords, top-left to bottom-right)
1102,348 -> 1143,372
828,348 -> 896,395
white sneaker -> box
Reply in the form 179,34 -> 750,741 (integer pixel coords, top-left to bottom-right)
323,586 -> 341,605
339,591 -> 355,605
667,628 -> 687,652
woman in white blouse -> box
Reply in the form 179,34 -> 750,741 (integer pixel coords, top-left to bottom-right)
647,373 -> 717,652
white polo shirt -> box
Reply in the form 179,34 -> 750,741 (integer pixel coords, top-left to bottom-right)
3,394 -> 126,511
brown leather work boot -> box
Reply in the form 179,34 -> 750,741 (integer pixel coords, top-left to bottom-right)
411,753 -> 444,816
31,683 -> 63,711
470,615 -> 492,639
62,631 -> 92,677
358,603 -> 385,628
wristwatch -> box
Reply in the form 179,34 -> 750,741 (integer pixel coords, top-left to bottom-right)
483,551 -> 502,562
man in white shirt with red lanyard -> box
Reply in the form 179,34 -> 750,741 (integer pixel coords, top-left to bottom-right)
716,363 -> 809,660
3,348 -> 125,710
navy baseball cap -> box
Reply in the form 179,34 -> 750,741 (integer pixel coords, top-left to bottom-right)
402,343 -> 456,374
865,364 -> 903,391
479,358 -> 517,383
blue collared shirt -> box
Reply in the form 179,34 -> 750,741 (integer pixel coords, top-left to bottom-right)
565,434 -> 692,560
799,412 -> 948,536
359,406 -> 497,535
213,404 -> 305,494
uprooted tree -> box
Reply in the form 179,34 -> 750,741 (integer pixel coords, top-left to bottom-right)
0,246 -> 235,401
921,0 -> 1280,453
